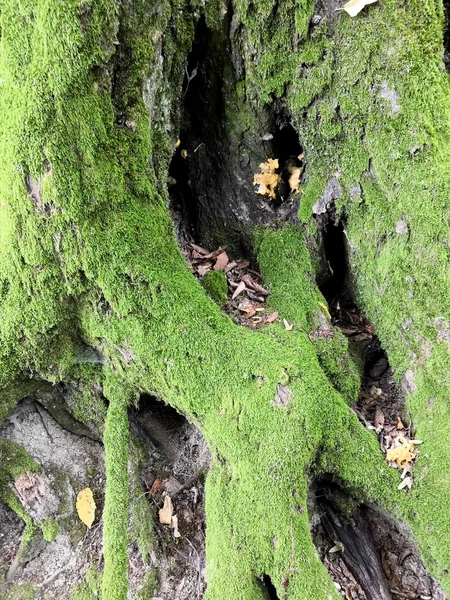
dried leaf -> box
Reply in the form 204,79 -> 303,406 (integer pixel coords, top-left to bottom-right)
329,541 -> 345,553
14,473 -> 45,504
266,311 -> 279,323
150,477 -> 162,493
373,408 -> 385,429
171,515 -> 181,538
190,243 -> 210,255
225,261 -> 237,273
232,281 -> 246,300
398,477 -> 413,491
181,149 -> 188,158
197,264 -> 211,277
253,158 -> 280,199
340,0 -> 378,17
175,139 -> 181,148
214,252 -> 229,271
76,488 -> 96,528
242,304 -> 258,319
397,417 -> 404,430
283,318 -> 294,331
159,494 -> 173,525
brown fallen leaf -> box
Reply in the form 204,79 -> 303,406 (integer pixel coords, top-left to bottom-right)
340,0 -> 378,17
225,261 -> 237,273
397,417 -> 404,430
283,318 -> 294,331
373,408 -> 385,429
198,245 -> 227,260
240,303 -> 258,319
253,158 -> 280,199
150,477 -> 162,493
197,264 -> 211,277
266,311 -> 279,323
232,281 -> 246,300
242,274 -> 269,296
214,251 -> 229,271
159,494 -> 173,525
190,243 -> 210,255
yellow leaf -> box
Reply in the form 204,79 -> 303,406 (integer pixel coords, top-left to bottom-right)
253,158 -> 280,199
76,488 -> 96,528
340,0 -> 378,17
318,301 -> 331,320
159,494 -> 173,525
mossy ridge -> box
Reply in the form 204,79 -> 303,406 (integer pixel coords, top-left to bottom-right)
0,0 -> 449,599
234,0 -> 450,586
202,270 -> 228,305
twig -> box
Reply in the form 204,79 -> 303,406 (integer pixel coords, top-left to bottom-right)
35,403 -> 54,444
183,64 -> 198,97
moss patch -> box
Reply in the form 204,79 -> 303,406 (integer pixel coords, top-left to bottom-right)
202,270 -> 228,305
41,519 -> 59,542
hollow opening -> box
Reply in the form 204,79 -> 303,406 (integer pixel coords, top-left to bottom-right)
444,0 -> 450,72
130,394 -> 210,599
168,14 -> 305,256
310,478 -> 448,600
259,573 -> 280,600
318,218 -> 348,303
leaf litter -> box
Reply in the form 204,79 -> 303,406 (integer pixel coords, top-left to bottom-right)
182,241 -> 279,329
332,304 -> 423,489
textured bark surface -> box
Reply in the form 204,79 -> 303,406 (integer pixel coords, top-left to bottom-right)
0,1 -> 449,599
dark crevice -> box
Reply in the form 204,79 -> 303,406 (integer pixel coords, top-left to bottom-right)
444,0 -> 450,72
168,15 -> 305,257
129,395 -> 210,597
318,216 -> 348,303
310,479 -> 448,600
259,573 -> 280,600
316,207 -> 396,416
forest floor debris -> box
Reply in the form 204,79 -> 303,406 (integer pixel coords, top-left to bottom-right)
183,241 -> 279,327
311,298 -> 444,600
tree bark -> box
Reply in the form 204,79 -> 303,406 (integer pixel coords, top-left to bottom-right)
0,1 -> 449,599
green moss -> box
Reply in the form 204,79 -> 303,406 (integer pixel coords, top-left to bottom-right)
0,0 -> 449,597
101,382 -> 130,600
41,519 -> 59,542
202,270 -> 228,306
135,569 -> 157,600
128,437 -> 154,560
71,564 -> 102,600
2,583 -> 37,600
0,440 -> 41,524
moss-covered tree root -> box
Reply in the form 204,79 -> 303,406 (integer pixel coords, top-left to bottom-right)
1,0 -> 450,599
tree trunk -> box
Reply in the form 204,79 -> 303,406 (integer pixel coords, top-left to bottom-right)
0,1 -> 449,599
